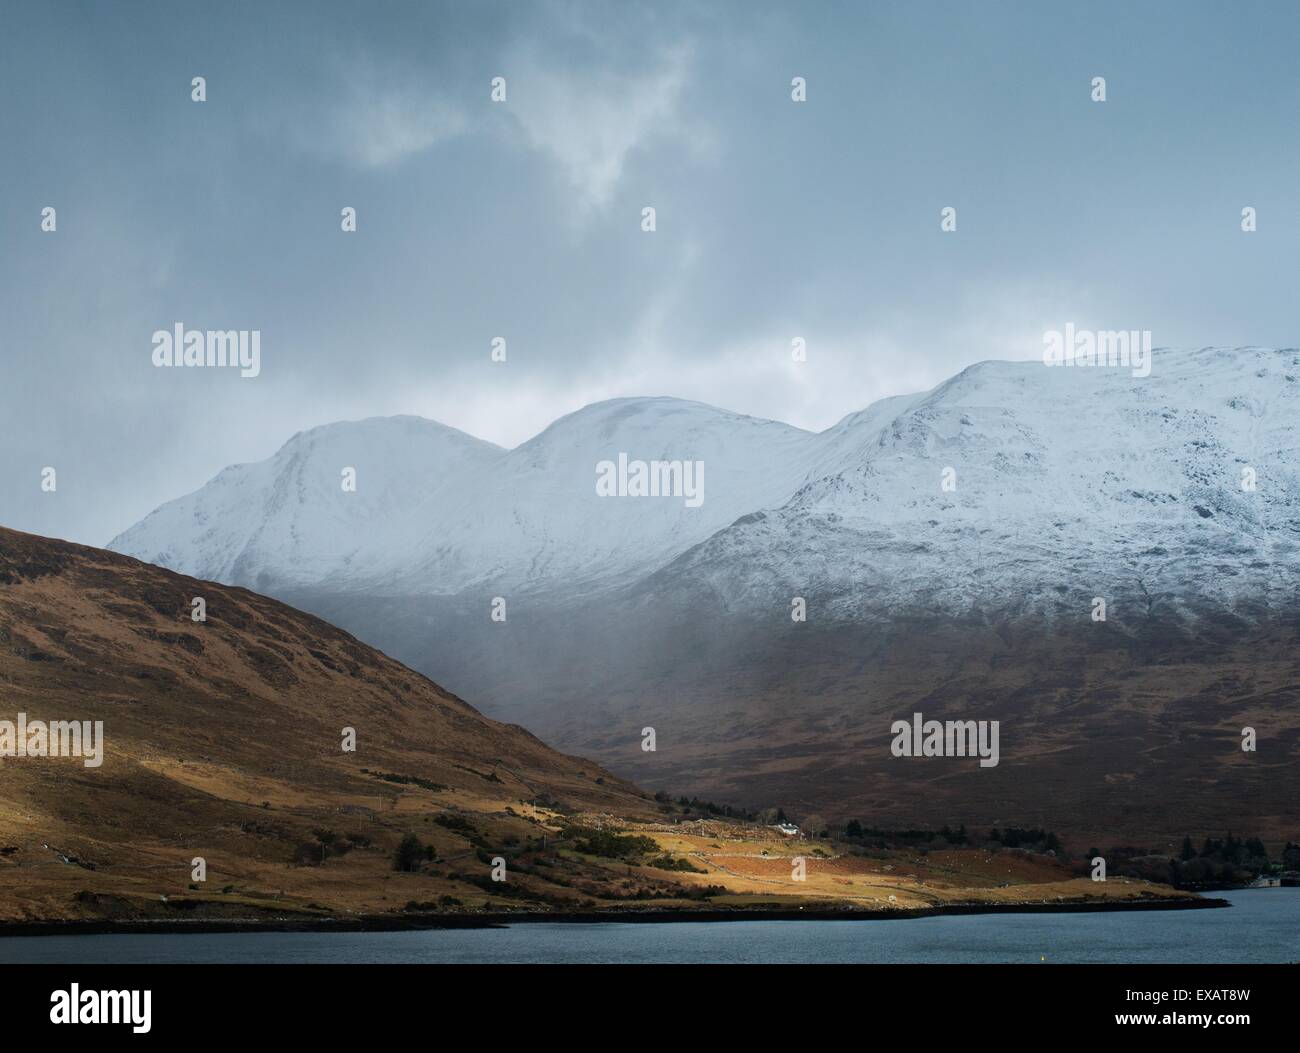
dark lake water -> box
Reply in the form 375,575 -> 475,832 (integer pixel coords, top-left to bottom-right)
1,889 -> 1295,964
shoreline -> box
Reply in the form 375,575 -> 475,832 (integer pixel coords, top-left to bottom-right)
0,894 -> 1229,939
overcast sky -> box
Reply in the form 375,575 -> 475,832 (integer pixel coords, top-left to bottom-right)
2,0 -> 1299,546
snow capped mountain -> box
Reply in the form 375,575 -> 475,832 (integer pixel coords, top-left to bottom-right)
106,348 -> 1300,835
653,346 -> 1300,630
111,348 -> 1300,629
109,415 -> 505,592
425,396 -> 823,595
110,396 -> 826,597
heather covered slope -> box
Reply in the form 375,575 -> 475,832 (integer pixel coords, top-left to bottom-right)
0,526 -> 653,921
0,525 -> 641,811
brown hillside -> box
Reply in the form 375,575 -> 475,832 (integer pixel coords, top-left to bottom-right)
0,526 -> 654,920
0,528 -> 1193,923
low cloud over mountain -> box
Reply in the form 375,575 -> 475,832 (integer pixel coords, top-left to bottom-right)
109,348 -> 1300,843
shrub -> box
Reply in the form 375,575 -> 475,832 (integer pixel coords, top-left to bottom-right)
292,842 -> 324,866
433,813 -> 477,835
569,829 -> 658,860
393,833 -> 427,872
649,855 -> 706,873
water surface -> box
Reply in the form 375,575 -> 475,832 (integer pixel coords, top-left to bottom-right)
1,888 -> 1295,964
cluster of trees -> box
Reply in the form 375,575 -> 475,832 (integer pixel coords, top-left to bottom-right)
653,791 -> 756,821
1178,833 -> 1268,865
360,768 -> 446,792
291,829 -> 371,866
833,822 -> 1063,853
992,827 -> 1064,854
1092,832 -> 1281,889
567,828 -> 658,860
839,821 -> 976,846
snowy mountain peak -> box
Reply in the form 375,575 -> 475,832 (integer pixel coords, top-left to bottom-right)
110,348 -> 1300,623
656,346 -> 1300,627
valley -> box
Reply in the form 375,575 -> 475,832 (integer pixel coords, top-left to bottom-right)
102,347 -> 1300,845
0,527 -> 1205,925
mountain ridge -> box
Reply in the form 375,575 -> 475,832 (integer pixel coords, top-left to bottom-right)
102,347 -> 1300,840
111,346 -> 1300,629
